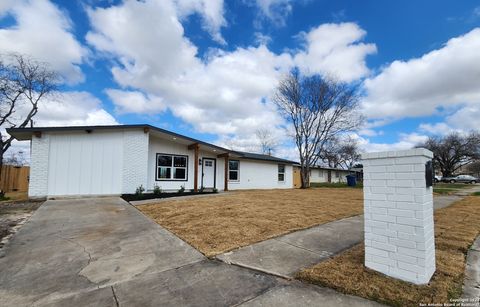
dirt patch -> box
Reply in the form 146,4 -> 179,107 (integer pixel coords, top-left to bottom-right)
0,201 -> 43,250
138,188 -> 363,257
297,196 -> 480,307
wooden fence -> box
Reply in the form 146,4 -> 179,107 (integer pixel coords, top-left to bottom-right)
0,165 -> 30,193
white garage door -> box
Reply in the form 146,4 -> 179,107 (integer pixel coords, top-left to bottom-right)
47,132 -> 124,196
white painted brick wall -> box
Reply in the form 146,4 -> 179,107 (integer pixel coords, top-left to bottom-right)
122,130 -> 149,194
362,148 -> 435,285
28,134 -> 50,198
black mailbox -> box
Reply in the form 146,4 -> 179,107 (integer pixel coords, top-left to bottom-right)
425,160 -> 433,187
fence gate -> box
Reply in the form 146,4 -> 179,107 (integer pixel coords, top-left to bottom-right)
0,165 -> 30,192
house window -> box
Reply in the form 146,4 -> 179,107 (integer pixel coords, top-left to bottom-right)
156,154 -> 188,181
319,170 -> 323,177
335,171 -> 340,178
278,164 -> 285,182
205,160 -> 213,167
228,160 -> 239,181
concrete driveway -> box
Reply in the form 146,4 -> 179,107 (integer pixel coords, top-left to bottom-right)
0,197 -> 381,306
0,197 -> 283,306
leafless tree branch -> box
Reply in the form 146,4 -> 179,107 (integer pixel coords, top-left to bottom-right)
274,71 -> 363,188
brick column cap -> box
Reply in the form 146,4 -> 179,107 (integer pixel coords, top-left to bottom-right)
361,148 -> 433,160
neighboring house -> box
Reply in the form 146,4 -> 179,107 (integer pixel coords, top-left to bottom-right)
7,125 -> 296,198
292,165 -> 358,188
309,166 -> 353,184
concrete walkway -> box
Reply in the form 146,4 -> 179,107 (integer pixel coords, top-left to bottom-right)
462,236 -> 480,299
0,197 -> 381,306
217,187 -> 478,279
218,216 -> 363,278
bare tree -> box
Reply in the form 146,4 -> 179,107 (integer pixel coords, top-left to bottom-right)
319,136 -> 360,169
2,150 -> 27,167
273,71 -> 363,188
417,132 -> 480,177
255,128 -> 278,155
0,54 -> 57,174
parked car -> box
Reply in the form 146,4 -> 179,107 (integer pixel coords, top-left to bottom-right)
434,175 -> 442,183
443,175 -> 478,184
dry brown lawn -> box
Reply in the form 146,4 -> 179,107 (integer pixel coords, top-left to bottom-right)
297,196 -> 480,307
138,188 -> 363,257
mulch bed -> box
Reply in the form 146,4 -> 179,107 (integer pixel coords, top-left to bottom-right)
121,191 -> 217,202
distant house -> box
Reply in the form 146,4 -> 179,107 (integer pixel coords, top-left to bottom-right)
292,165 -> 360,188
7,124 -> 296,198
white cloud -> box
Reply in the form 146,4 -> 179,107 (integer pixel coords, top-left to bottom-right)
30,91 -> 118,127
174,0 -> 226,44
86,0 -> 295,138
254,32 -> 272,45
106,89 -> 166,114
355,132 -> 428,153
420,104 -> 480,135
358,128 -> 383,137
362,28 -> 480,120
294,23 -> 377,82
250,0 -> 293,26
86,1 -> 378,161
0,0 -> 88,84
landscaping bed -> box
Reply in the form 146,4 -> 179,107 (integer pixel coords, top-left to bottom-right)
122,190 -> 217,202
297,196 -> 480,306
138,188 -> 363,257
0,200 -> 43,250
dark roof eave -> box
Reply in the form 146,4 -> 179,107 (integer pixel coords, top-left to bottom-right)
5,124 -> 297,164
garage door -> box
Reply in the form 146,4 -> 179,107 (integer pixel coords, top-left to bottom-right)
47,132 -> 124,196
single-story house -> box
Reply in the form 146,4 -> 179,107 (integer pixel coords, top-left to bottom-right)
292,165 -> 360,188
7,124 -> 296,198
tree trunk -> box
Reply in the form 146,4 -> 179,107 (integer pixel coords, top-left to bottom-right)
0,152 -> 3,192
300,166 -> 310,188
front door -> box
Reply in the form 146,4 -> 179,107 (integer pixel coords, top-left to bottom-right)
202,158 -> 216,188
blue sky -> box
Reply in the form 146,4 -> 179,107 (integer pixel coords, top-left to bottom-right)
1,0 -> 480,160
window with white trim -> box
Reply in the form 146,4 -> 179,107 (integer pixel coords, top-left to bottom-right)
228,160 -> 239,181
278,164 -> 285,182
156,154 -> 188,181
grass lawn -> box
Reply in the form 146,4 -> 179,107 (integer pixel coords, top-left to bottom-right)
138,188 -> 363,257
297,196 -> 480,307
310,182 -> 363,189
433,183 -> 471,195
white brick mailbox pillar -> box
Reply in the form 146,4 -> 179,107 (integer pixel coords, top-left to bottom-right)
362,148 -> 435,285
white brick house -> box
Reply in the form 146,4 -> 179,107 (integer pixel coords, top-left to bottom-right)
7,125 -> 295,198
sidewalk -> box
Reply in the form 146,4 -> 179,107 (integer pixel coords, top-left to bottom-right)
217,185 -> 478,279
217,216 -> 363,278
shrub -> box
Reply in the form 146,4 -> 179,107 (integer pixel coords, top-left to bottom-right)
178,185 -> 185,194
153,184 -> 162,195
213,188 -> 218,193
135,185 -> 145,197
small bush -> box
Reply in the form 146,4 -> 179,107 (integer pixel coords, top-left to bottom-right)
153,184 -> 162,195
213,188 -> 218,193
135,185 -> 145,196
472,191 -> 480,196
178,185 -> 185,194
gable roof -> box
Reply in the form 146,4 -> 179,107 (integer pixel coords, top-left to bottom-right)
6,124 -> 298,164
